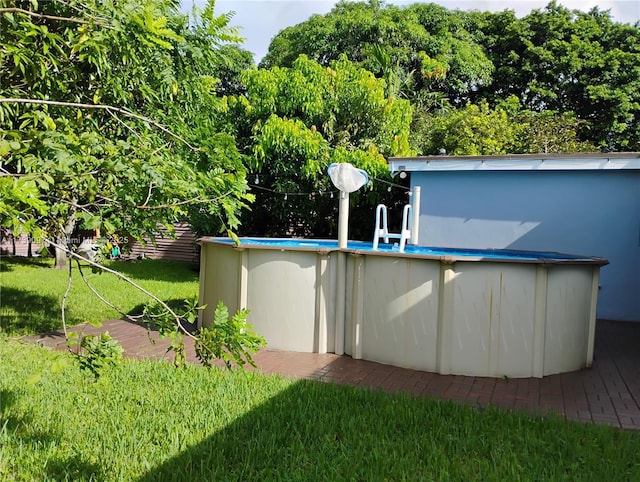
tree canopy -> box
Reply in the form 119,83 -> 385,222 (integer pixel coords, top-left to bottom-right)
222,54 -> 414,238
0,0 -> 252,267
417,96 -> 596,155
261,0 -> 494,105
463,1 -> 640,151
261,0 -> 640,152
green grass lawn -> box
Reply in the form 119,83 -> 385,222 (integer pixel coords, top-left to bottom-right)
2,257 -> 640,480
2,341 -> 639,481
0,256 -> 199,336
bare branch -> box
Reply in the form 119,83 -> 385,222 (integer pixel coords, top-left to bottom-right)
61,262 -> 73,340
0,170 -> 104,179
74,258 -> 140,324
44,195 -> 99,213
106,108 -> 142,140
47,239 -> 197,340
136,190 -> 234,210
95,194 -> 118,204
0,98 -> 199,152
54,0 -> 112,25
141,182 -> 154,207
95,190 -> 234,210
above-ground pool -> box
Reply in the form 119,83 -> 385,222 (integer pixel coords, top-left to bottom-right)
198,237 -> 608,378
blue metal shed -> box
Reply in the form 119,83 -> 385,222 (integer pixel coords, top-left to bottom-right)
388,152 -> 640,322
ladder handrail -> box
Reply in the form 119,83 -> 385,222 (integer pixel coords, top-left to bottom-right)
373,204 -> 412,252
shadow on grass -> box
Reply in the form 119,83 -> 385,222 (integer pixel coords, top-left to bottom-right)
133,377 -> 501,481
134,379 -> 377,481
108,259 -> 199,283
0,388 -> 57,455
1,255 -> 52,271
133,351 -> 640,482
0,388 -> 105,481
0,287 -> 82,336
43,455 -> 105,481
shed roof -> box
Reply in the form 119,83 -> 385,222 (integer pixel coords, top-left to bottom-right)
388,152 -> 640,174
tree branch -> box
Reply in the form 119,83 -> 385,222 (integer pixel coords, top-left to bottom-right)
135,191 -> 234,210
0,170 -> 104,178
95,190 -> 235,210
0,98 -> 198,152
141,182 -> 155,208
106,108 -> 142,140
0,7 -> 110,27
74,258 -> 142,324
61,261 -> 73,340
47,239 -> 197,340
44,195 -> 99,213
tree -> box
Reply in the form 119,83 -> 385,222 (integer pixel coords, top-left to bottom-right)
418,96 -> 596,155
222,54 -> 414,239
419,99 -> 521,156
0,0 -> 265,370
260,1 -> 493,105
464,1 -> 640,150
209,44 -> 255,97
0,0 -> 252,268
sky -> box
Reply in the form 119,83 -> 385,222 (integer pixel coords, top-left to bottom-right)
185,1 -> 640,63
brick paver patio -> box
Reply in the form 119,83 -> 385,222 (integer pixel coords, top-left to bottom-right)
25,318 -> 640,430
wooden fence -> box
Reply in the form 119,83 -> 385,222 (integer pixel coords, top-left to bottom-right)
1,223 -> 199,263
124,223 -> 199,263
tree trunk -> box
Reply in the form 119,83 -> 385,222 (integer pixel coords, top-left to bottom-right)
53,209 -> 77,269
54,243 -> 68,269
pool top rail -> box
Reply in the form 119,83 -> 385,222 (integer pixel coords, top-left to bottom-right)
198,237 -> 609,266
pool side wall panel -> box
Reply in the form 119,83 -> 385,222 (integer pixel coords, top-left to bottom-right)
543,265 -> 595,376
447,263 -> 538,378
199,243 -> 242,327
346,254 -> 440,371
245,250 -> 317,352
199,243 -> 337,353
199,239 -> 601,378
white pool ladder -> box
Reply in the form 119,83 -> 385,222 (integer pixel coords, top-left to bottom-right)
373,204 -> 412,252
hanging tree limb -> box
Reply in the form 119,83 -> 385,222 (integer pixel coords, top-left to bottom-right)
94,190 -> 235,210
0,7 -> 112,27
0,98 -> 199,152
47,239 -> 197,340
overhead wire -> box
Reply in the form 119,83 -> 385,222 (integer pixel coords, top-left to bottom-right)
248,175 -> 410,199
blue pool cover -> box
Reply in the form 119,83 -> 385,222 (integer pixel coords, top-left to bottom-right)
204,237 -> 606,264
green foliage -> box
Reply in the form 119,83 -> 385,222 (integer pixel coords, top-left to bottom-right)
0,0 -> 252,268
261,1 -> 494,104
142,298 -> 196,367
464,1 -> 640,150
75,332 -> 124,380
142,298 -> 266,370
3,341 -> 640,480
418,96 -> 597,155
195,301 -> 266,369
421,99 -> 520,155
224,54 -> 413,238
262,1 -> 638,151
